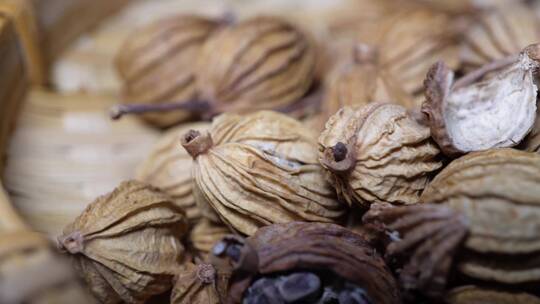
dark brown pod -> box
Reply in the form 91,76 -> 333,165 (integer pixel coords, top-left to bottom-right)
115,15 -> 221,127
211,222 -> 401,304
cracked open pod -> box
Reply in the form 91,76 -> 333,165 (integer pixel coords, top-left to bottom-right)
181,111 -> 345,235
318,103 -> 443,208
210,222 -> 401,304
364,149 -> 540,297
422,44 -> 539,157
58,180 -> 189,304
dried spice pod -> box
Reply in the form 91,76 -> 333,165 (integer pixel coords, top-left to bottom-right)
461,3 -> 540,70
321,44 -> 415,120
58,180 -> 189,304
111,15 -> 318,122
136,122 -> 210,223
170,262 -> 229,304
0,231 -> 94,304
422,45 -> 539,157
365,149 -> 540,296
211,222 -> 401,304
182,111 -> 345,235
319,103 -> 443,208
363,202 -> 469,297
195,15 -> 316,115
446,286 -> 540,304
115,15 -> 222,127
189,219 -> 231,258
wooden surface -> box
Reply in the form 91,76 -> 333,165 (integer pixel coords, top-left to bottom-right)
0,15 -> 28,176
29,0 -> 131,78
3,89 -> 159,237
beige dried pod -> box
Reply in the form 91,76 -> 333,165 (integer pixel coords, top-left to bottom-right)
321,44 -> 415,120
189,219 -> 231,258
182,111 -> 345,235
422,44 -> 539,157
170,262 -> 229,304
364,149 -> 540,297
447,286 -> 540,304
461,2 -> 540,70
58,180 -> 189,304
115,15 -> 222,127
136,122 -> 210,223
318,103 -> 443,208
0,231 -> 95,304
195,15 -> 317,114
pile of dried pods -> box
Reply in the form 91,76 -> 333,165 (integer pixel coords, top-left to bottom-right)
11,0 -> 540,303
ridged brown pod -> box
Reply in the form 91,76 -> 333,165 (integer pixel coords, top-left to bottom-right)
364,149 -> 540,297
0,231 -> 94,304
182,111 -> 345,235
422,45 -> 539,157
321,44 -> 415,121
136,122 -> 210,223
115,15 -> 221,127
319,103 -> 442,208
195,15 -> 316,114
58,180 -> 189,304
461,3 -> 540,70
170,262 -> 229,304
211,222 -> 401,304
447,286 -> 540,304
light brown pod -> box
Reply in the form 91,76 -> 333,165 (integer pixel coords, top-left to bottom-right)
319,103 -> 443,208
422,45 -> 538,157
447,286 -> 540,304
182,111 -> 345,235
364,149 -> 540,296
321,44 -> 415,120
189,219 -> 231,258
170,262 -> 229,304
0,231 -> 94,304
461,3 -> 540,70
136,122 -> 210,223
58,180 -> 188,304
115,15 -> 221,127
195,16 -> 316,114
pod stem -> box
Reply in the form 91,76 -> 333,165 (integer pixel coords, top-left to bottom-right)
181,130 -> 214,158
109,99 -> 212,120
453,54 -> 518,90
321,141 -> 356,173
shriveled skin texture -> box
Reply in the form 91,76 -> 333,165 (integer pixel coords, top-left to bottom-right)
116,15 -> 220,127
422,52 -> 538,157
58,180 -> 188,304
136,122 -> 210,223
189,219 -> 231,258
363,202 -> 469,298
321,45 -> 415,120
521,103 -> 540,153
183,111 -> 344,235
318,103 -> 442,208
213,222 -> 401,304
446,286 -> 540,304
0,231 -> 94,304
420,149 -> 540,288
171,263 -> 229,304
461,3 -> 540,70
195,16 -> 316,114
